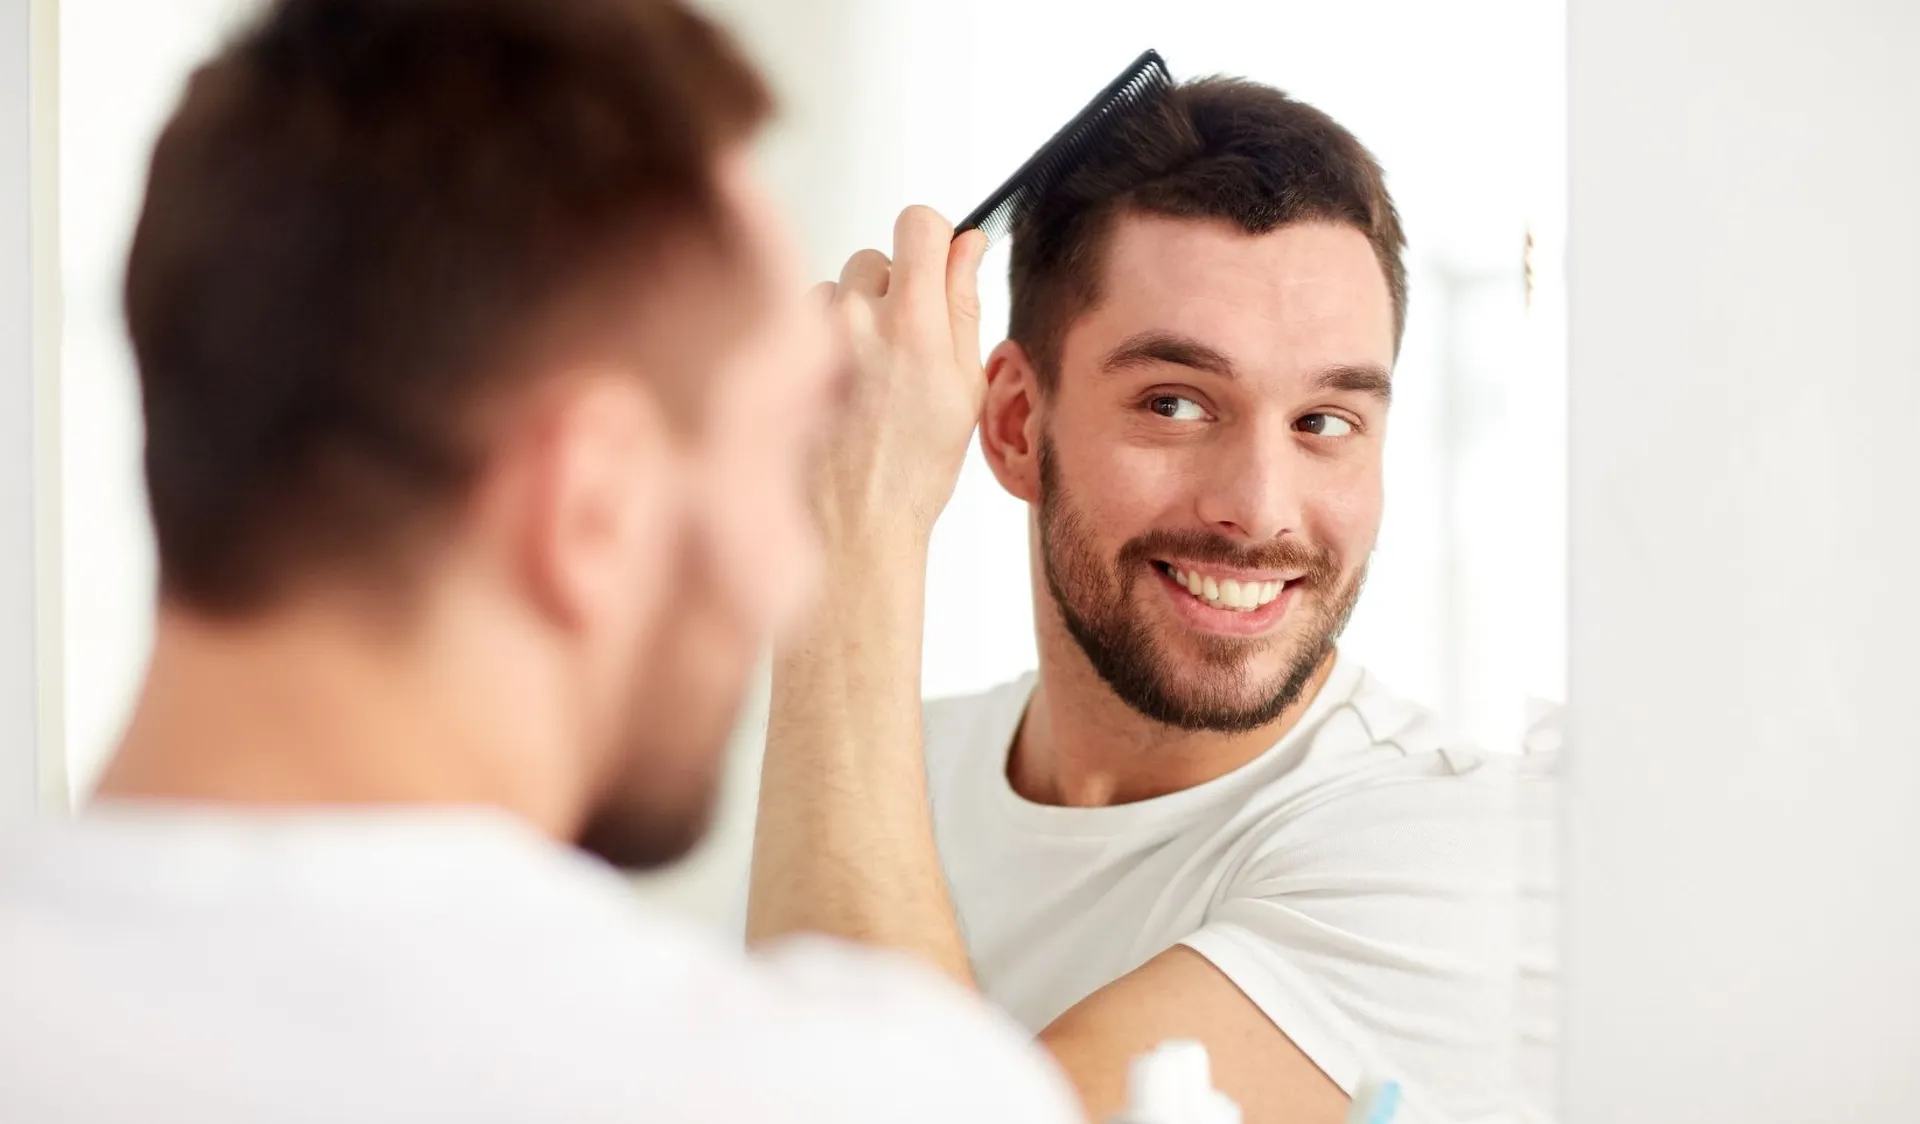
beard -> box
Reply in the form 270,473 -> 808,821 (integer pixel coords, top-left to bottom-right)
576,534 -> 757,872
575,669 -> 733,873
1038,438 -> 1365,733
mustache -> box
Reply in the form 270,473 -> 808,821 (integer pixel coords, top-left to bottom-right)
1117,528 -> 1338,583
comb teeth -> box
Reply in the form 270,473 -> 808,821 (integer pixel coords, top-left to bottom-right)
956,49 -> 1173,247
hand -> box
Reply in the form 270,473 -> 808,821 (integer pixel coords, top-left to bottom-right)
811,206 -> 991,551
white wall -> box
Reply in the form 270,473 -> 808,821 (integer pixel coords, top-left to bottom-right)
1565,1 -> 1920,1120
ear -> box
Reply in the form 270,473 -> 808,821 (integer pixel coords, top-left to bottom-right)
981,338 -> 1043,504
507,372 -> 679,635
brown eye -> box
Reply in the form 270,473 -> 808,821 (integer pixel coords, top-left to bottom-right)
1149,395 -> 1205,421
1297,413 -> 1355,437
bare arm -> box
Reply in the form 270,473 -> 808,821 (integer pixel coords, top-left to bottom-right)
745,206 -> 985,986
1041,946 -> 1349,1124
746,537 -> 973,984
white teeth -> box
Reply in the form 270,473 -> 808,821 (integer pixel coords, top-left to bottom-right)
1163,564 -> 1290,612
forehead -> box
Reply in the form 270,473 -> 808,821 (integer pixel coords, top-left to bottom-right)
1067,214 -> 1397,380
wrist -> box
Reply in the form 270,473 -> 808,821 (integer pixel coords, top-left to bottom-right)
814,520 -> 931,584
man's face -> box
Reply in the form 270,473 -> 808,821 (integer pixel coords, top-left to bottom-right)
1035,216 -> 1394,732
581,154 -> 836,868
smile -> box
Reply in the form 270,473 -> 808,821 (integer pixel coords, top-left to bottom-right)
1152,561 -> 1294,613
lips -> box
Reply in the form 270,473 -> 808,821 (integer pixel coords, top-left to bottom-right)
1145,560 -> 1303,638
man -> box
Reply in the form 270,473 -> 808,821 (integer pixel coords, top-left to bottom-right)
0,2 -> 1082,1121
750,79 -> 1521,1122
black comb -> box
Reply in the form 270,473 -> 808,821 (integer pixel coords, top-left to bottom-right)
954,49 -> 1172,246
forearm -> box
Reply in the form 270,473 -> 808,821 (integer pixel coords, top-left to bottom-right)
746,542 -> 974,987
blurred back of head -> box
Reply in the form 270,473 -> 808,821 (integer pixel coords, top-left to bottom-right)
118,0 -> 835,869
127,0 -> 770,612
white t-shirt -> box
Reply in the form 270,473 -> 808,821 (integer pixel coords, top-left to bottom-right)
925,655 -> 1522,1123
0,806 -> 1083,1124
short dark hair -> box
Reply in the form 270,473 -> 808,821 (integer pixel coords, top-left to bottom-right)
125,0 -> 771,614
1008,77 -> 1407,388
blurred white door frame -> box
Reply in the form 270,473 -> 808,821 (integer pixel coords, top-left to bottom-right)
0,0 -> 64,822
0,0 -> 63,814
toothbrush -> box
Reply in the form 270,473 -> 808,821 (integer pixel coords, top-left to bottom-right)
1345,1079 -> 1402,1124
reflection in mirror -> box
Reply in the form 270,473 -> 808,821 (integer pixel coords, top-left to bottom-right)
724,3 -> 1566,1122
40,1 -> 1563,1122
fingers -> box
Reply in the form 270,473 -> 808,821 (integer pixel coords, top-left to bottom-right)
945,229 -> 989,372
808,280 -> 851,370
889,205 -> 956,304
837,248 -> 891,299
835,208 -> 977,366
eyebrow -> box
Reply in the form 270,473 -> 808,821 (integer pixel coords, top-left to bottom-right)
1101,330 -> 1237,379
1098,329 -> 1393,404
1313,363 -> 1394,404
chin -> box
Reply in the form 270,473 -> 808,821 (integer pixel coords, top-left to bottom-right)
588,612 -> 757,871
576,782 -> 720,872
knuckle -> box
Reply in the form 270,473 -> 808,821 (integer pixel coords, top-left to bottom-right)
899,205 -> 953,242
837,295 -> 874,328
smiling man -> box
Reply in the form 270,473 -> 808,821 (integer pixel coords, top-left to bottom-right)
749,79 -> 1520,1124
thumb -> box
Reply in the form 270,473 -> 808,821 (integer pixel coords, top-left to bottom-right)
946,229 -> 990,372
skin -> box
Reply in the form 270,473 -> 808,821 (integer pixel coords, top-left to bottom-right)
749,207 -> 1397,1123
997,215 -> 1393,805
97,148 -> 842,876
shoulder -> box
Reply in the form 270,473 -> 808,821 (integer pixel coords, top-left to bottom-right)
1230,666 -> 1521,874
448,883 -> 1082,1123
922,673 -> 1035,780
707,938 -> 1085,1123
1309,664 -> 1492,771
924,673 -> 1035,744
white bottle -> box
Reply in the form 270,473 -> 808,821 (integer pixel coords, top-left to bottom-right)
1108,1040 -> 1241,1124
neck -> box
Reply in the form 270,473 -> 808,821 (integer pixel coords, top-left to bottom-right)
95,586 -> 584,839
1011,605 -> 1337,808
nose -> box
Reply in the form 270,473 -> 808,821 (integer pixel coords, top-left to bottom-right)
1194,421 -> 1305,543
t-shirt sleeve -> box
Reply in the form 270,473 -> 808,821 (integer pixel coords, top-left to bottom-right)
749,935 -> 1087,1124
1178,752 -> 1521,1123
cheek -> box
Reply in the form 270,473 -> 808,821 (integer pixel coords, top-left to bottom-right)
1105,445 -> 1205,520
1051,402 -> 1197,519
1303,459 -> 1384,561
695,391 -> 820,634
689,299 -> 835,634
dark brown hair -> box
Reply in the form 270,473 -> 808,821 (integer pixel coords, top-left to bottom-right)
125,0 -> 771,613
1009,77 -> 1407,388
